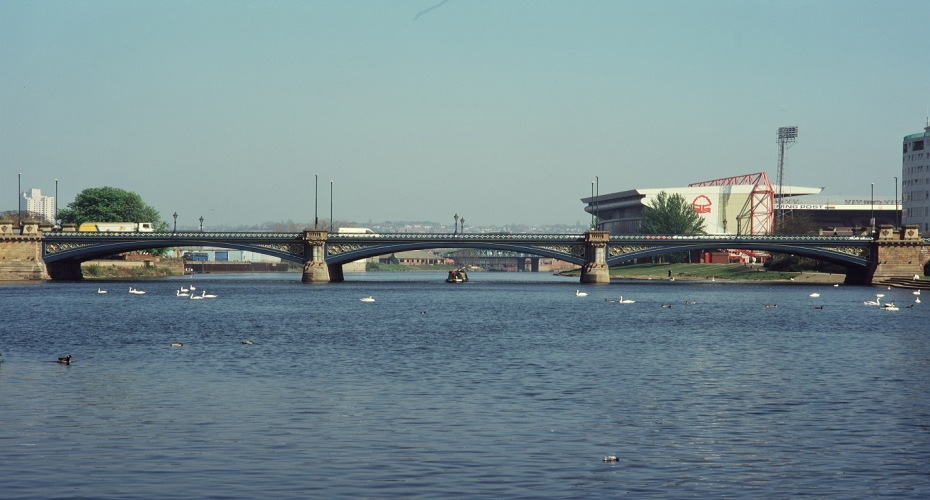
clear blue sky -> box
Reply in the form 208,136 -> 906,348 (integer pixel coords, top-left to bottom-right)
2,0 -> 928,227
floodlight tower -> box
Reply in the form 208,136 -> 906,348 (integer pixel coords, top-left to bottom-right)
775,126 -> 798,229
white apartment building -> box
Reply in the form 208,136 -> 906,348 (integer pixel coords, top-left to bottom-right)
23,188 -> 55,223
902,121 -> 930,232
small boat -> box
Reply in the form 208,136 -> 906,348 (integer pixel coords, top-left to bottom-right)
446,269 -> 468,283
360,296 -> 375,302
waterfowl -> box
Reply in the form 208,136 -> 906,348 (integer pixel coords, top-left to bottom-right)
834,284 -> 840,287
915,297 -> 921,304
809,293 -> 820,298
189,293 -> 204,300
241,340 -> 254,345
914,290 -> 921,296
618,296 -> 635,304
881,302 -> 899,311
684,300 -> 696,305
201,291 -> 217,298
176,289 -> 190,297
765,304 -> 778,308
814,305 -> 824,310
170,343 -> 183,347
575,290 -> 588,297
179,286 -> 189,293
129,287 -> 145,295
57,355 -> 72,364
360,296 -> 375,302
97,288 -> 107,294
864,297 -> 881,306
603,455 -> 619,462
661,303 -> 673,308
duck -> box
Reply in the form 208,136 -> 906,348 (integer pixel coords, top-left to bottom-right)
575,290 -> 588,297
765,304 -> 778,308
241,340 -> 254,345
170,343 -> 183,347
814,305 -> 824,310
57,355 -> 72,364
661,303 -> 673,308
603,455 -> 619,462
360,296 -> 375,302
97,288 -> 107,294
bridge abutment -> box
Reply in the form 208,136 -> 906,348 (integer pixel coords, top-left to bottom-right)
0,221 -> 50,281
869,224 -> 927,282
301,230 -> 332,283
580,231 -> 610,284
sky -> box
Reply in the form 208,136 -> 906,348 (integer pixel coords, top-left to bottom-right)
2,0 -> 928,227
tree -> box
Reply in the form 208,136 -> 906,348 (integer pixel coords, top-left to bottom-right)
639,191 -> 707,235
58,187 -> 168,231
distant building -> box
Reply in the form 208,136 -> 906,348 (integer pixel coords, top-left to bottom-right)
23,188 -> 55,223
902,120 -> 930,232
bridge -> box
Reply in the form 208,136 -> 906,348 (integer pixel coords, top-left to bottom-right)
0,221 -> 917,284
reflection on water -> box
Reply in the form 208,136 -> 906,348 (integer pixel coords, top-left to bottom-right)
1,272 -> 928,498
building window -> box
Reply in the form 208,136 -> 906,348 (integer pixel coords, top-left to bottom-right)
915,140 -> 925,151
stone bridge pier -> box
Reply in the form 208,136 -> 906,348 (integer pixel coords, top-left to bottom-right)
301,230 -> 344,283
580,231 -> 610,284
850,224 -> 929,284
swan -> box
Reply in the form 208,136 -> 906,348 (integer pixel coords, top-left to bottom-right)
97,288 -> 107,294
916,297 -> 921,304
881,302 -> 899,311
176,289 -> 189,297
201,291 -> 217,298
360,296 -> 375,302
189,285 -> 196,291
914,290 -> 921,296
603,455 -> 619,462
863,297 -> 881,306
876,294 -> 885,298
189,293 -> 204,300
834,284 -> 840,287
618,296 -> 635,304
129,287 -> 145,295
810,293 -> 820,298
179,286 -> 189,293
170,343 -> 183,347
684,300 -> 696,305
57,355 -> 72,364
241,340 -> 254,345
575,290 -> 588,297
661,303 -> 672,308
765,304 -> 778,308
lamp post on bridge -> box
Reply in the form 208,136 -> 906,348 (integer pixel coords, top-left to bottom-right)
199,216 -> 204,233
460,217 -> 465,234
173,212 -> 178,233
870,182 -> 875,234
894,176 -> 899,228
454,214 -> 459,235
54,178 -> 58,229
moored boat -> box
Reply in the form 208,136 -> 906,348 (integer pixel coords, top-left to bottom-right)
446,268 -> 468,283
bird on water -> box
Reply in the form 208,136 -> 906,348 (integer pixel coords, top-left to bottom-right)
57,355 -> 72,364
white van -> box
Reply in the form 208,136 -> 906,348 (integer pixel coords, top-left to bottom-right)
336,227 -> 378,236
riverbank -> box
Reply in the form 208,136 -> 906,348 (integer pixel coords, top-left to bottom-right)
561,263 -> 845,283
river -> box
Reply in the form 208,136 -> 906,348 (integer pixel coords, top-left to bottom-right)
1,272 -> 928,498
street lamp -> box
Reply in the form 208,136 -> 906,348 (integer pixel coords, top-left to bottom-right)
18,172 -> 22,226
870,182 -> 875,233
199,216 -> 204,233
54,178 -> 58,228
454,213 -> 459,235
460,217 -> 465,234
894,176 -> 899,228
173,212 -> 178,233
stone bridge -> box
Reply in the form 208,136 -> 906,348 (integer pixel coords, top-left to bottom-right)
1,220 -> 927,284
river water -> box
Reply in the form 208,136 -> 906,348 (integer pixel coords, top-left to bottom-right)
1,272 -> 928,498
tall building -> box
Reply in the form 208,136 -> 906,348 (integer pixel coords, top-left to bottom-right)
902,120 -> 930,232
23,188 -> 55,223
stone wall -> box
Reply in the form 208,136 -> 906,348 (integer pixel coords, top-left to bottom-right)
871,224 -> 928,280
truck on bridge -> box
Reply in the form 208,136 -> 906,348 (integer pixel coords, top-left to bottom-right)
78,222 -> 154,232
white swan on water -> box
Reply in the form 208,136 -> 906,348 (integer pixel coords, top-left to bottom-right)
575,290 -> 588,297
914,290 -> 921,296
360,296 -> 375,302
810,293 -> 820,298
618,296 -> 635,304
97,288 -> 107,294
864,296 -> 881,306
177,289 -> 189,297
201,291 -> 217,298
129,287 -> 145,295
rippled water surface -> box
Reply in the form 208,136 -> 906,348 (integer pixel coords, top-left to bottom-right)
1,272 -> 928,498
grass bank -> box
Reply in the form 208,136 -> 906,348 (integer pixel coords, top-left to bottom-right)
561,263 -> 844,283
